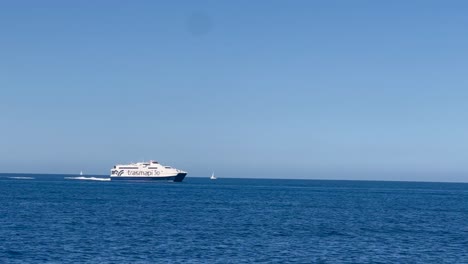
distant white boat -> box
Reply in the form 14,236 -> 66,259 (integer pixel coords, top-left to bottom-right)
80,171 -> 83,176
210,172 -> 216,180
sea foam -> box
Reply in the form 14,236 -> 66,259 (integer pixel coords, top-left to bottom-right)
64,177 -> 110,181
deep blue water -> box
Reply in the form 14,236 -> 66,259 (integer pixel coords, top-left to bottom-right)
0,174 -> 467,263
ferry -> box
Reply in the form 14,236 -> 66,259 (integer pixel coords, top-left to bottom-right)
110,160 -> 187,182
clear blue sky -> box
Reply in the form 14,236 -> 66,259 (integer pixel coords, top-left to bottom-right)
1,1 -> 468,181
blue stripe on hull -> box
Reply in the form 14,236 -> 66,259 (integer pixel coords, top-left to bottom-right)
110,173 -> 187,182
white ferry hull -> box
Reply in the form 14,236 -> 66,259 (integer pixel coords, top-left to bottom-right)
110,160 -> 187,182
110,173 -> 187,182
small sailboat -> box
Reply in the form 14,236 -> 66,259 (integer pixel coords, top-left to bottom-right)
80,171 -> 83,176
210,172 -> 216,180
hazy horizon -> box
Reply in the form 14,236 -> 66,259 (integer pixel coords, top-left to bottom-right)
1,170 -> 467,183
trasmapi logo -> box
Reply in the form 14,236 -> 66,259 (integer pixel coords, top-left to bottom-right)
111,170 -> 124,176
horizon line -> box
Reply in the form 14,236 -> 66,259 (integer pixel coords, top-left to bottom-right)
1,172 -> 467,184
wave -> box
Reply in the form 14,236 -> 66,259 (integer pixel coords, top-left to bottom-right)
65,177 -> 110,181
8,176 -> 35,180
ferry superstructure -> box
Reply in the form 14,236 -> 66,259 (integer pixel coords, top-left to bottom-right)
110,161 -> 187,182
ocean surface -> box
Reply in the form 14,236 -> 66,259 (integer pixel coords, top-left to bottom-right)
0,174 -> 467,263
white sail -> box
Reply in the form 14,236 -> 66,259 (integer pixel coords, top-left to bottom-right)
210,172 -> 216,180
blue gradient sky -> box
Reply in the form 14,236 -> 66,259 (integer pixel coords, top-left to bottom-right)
1,1 -> 468,181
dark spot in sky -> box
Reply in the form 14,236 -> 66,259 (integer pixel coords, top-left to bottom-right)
186,12 -> 213,36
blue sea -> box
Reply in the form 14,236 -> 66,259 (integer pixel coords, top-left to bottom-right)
1,174 -> 467,263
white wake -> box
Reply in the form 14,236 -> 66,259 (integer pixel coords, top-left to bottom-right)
8,176 -> 35,180
65,176 -> 110,181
